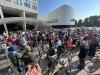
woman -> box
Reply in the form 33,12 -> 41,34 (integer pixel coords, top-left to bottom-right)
65,37 -> 72,52
21,45 -> 41,75
6,34 -> 12,42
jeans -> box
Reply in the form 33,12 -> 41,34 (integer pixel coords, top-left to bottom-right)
13,66 -> 18,75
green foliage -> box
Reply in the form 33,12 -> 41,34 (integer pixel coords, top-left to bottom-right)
75,15 -> 100,27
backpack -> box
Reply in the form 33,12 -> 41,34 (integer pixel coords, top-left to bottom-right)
47,48 -> 55,56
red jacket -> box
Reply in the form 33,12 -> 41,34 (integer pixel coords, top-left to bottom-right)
6,37 -> 12,42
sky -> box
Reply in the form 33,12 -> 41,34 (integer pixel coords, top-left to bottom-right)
38,0 -> 100,20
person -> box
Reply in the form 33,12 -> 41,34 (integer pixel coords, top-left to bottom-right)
77,37 -> 89,69
65,37 -> 72,52
21,45 -> 41,75
56,38 -> 61,48
88,34 -> 99,57
20,35 -> 27,46
5,42 -> 12,58
6,34 -> 12,42
56,38 -> 63,58
8,44 -> 22,75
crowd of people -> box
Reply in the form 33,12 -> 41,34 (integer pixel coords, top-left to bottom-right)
1,27 -> 100,75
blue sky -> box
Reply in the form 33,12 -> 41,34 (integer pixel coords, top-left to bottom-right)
38,0 -> 100,20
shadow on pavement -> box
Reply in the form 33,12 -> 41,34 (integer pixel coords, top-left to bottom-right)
0,56 -> 7,61
0,66 -> 9,74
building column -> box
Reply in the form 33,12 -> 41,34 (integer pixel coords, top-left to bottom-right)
0,6 -> 8,33
20,11 -> 26,31
23,22 -> 26,31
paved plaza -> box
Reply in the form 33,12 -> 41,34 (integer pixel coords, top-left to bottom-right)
0,47 -> 100,75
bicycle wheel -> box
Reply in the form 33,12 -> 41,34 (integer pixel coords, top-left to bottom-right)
4,67 -> 13,75
84,61 -> 99,74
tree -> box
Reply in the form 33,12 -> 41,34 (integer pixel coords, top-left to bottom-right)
75,20 -> 77,27
75,15 -> 100,27
77,19 -> 83,27
83,18 -> 89,27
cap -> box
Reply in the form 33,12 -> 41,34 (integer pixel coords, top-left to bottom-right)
8,45 -> 18,52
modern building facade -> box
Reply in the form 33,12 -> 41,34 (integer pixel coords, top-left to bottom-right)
41,5 -> 75,28
0,0 -> 38,33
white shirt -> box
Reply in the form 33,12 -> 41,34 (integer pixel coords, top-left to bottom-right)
56,40 -> 61,48
21,37 -> 27,45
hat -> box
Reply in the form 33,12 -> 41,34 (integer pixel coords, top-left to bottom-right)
8,45 -> 18,52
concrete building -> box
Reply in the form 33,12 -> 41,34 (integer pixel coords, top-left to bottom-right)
0,0 -> 38,33
41,5 -> 75,28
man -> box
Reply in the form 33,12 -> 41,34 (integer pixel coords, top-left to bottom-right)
56,38 -> 61,48
56,38 -> 64,58
21,45 -> 41,75
8,45 -> 21,75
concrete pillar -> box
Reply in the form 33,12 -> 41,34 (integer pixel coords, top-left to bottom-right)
0,6 -> 8,33
20,11 -> 26,31
23,22 -> 26,31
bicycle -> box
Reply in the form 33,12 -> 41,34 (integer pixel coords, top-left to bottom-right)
63,46 -> 78,72
84,48 -> 100,75
84,60 -> 99,75
2,65 -> 14,75
48,49 -> 77,75
53,59 -> 69,75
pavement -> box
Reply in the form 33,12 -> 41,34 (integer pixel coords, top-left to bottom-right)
0,47 -> 100,75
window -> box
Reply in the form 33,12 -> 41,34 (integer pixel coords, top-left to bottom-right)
24,0 -> 30,8
33,0 -> 36,2
6,0 -> 11,2
13,0 -> 22,5
13,0 -> 17,4
32,3 -> 37,10
18,0 -> 22,5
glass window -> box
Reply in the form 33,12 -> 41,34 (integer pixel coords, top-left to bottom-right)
33,0 -> 36,2
13,0 -> 22,5
24,0 -> 30,8
18,0 -> 22,5
13,0 -> 17,4
32,3 -> 37,10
